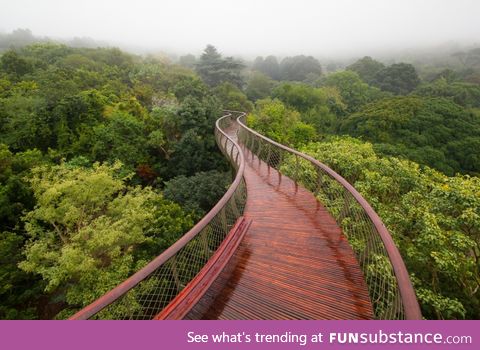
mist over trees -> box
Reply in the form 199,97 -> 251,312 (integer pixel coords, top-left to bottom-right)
252,54 -> 322,82
0,28 -> 107,52
0,27 -> 479,320
243,47 -> 480,319
195,45 -> 244,88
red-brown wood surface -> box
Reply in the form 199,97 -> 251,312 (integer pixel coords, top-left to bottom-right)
185,125 -> 374,320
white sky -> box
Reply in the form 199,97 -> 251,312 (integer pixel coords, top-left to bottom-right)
1,0 -> 479,57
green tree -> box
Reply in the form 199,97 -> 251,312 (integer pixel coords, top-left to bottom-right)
213,82 -> 253,112
248,98 -> 316,146
296,137 -> 479,319
347,56 -> 385,84
414,78 -> 480,108
272,82 -> 346,134
0,50 -> 32,79
0,145 -> 47,319
252,55 -> 281,80
322,70 -> 387,113
18,162 -> 191,318
279,55 -> 322,81
89,110 -> 149,171
0,29 -> 38,50
195,45 -> 244,88
245,71 -> 275,101
340,96 -> 480,175
164,170 -> 230,216
372,63 -> 420,95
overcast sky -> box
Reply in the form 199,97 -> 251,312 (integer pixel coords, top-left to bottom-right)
1,0 -> 479,57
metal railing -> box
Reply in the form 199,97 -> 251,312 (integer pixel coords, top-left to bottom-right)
69,112 -> 247,320
236,114 -> 421,320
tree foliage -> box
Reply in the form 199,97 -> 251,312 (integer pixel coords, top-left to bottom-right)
164,170 -> 230,217
18,162 -> 192,317
347,56 -> 385,84
245,71 -> 276,101
272,82 -> 346,134
414,77 -> 480,108
340,96 -> 480,175
247,98 -> 316,146
252,55 -> 281,80
0,43 -> 231,319
298,138 -> 480,319
213,82 -> 253,112
372,63 -> 420,95
195,45 -> 245,88
322,70 -> 388,113
279,55 -> 322,82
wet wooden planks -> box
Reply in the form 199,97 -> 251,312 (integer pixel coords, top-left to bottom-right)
185,123 -> 374,320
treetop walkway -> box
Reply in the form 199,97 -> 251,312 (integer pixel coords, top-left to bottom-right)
70,111 -> 421,320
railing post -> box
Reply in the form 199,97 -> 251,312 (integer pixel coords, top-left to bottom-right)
220,207 -> 228,235
248,133 -> 254,160
266,144 -> 271,174
338,190 -> 351,223
258,140 -> 262,166
231,191 -> 240,218
170,256 -> 182,293
223,137 -> 228,153
277,149 -> 283,185
229,140 -> 234,160
200,228 -> 211,258
294,155 -> 299,193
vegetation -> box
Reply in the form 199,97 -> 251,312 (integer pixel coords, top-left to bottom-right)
0,43 -> 235,319
19,162 -> 193,319
1,34 -> 479,320
253,55 -> 322,82
340,96 -> 480,175
297,138 -> 480,319
245,52 -> 480,319
346,56 -> 385,85
195,45 -> 244,88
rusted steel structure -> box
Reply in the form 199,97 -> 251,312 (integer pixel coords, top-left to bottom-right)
70,111 -> 421,320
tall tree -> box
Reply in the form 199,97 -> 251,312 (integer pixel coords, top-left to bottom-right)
195,45 -> 244,88
18,162 -> 192,318
246,71 -> 275,101
279,55 -> 322,81
347,56 -> 385,84
322,70 -> 387,113
372,63 -> 420,95
340,96 -> 480,175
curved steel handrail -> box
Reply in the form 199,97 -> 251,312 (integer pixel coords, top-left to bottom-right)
69,111 -> 247,320
236,113 -> 421,320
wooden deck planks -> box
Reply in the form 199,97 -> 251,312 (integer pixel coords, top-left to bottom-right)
185,122 -> 374,320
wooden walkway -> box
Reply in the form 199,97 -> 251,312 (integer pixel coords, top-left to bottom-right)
185,123 -> 373,320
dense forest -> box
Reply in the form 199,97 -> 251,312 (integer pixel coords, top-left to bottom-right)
1,34 -> 479,319
0,42 -> 238,319
246,51 -> 480,319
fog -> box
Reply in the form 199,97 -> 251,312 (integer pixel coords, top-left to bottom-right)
1,0 -> 479,58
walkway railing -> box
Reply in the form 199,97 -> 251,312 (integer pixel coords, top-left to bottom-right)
69,112 -> 247,320
236,114 -> 421,320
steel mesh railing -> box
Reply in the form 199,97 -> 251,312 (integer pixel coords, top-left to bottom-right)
69,112 -> 247,320
236,114 -> 421,320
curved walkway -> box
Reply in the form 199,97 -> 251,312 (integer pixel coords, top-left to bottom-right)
185,122 -> 374,319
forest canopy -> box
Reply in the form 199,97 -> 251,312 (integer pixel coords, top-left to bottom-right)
0,43 -> 239,319
245,50 -> 480,318
1,38 -> 479,320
